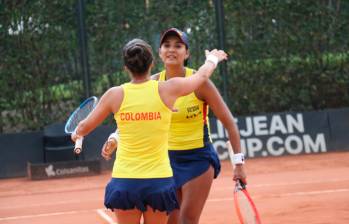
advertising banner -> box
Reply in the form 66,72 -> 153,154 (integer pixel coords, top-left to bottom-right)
27,160 -> 101,180
210,111 -> 330,160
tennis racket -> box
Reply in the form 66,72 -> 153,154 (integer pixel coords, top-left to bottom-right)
234,179 -> 262,224
65,96 -> 98,154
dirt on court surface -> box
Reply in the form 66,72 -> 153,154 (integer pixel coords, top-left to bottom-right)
1,151 -> 349,224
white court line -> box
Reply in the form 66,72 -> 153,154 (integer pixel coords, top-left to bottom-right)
1,178 -> 348,210
207,188 -> 349,202
96,209 -> 117,224
0,198 -> 101,210
253,178 -> 349,188
276,188 -> 349,197
0,209 -> 93,221
214,178 -> 349,191
0,188 -> 348,221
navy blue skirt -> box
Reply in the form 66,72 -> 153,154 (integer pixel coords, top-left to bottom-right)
104,177 -> 179,214
168,143 -> 221,189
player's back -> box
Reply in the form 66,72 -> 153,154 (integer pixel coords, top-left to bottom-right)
112,80 -> 173,178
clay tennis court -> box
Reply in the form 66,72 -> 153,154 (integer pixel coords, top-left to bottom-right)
1,151 -> 348,224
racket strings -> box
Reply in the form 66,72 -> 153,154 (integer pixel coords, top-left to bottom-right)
237,192 -> 258,224
66,101 -> 96,133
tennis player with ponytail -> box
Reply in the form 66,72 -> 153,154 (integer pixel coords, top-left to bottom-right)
103,29 -> 246,224
72,38 -> 227,224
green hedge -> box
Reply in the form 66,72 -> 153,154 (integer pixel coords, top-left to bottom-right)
1,0 -> 348,133
229,52 -> 349,114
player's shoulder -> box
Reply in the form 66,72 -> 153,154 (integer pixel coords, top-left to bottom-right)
107,86 -> 123,95
105,86 -> 124,102
196,78 -> 218,98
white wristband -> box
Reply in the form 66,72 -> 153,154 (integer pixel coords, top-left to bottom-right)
206,54 -> 219,68
108,132 -> 119,141
233,153 -> 245,165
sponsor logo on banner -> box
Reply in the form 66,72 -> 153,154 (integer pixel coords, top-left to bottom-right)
44,164 -> 90,177
28,160 -> 101,180
210,113 -> 328,160
45,164 -> 56,177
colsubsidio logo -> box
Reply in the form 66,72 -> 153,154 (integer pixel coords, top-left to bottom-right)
45,164 -> 56,177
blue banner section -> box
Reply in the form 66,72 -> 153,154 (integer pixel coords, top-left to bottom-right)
210,109 -> 345,160
0,126 -> 114,179
0,131 -> 43,178
327,108 -> 349,150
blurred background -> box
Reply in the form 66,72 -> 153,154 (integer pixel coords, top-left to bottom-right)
1,0 -> 348,134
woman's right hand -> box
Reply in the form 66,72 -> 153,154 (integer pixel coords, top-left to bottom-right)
101,138 -> 118,160
233,165 -> 247,184
205,49 -> 228,66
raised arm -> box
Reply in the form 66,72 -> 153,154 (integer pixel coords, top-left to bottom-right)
159,49 -> 227,108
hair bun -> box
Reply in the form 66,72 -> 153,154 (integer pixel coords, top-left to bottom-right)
123,39 -> 154,75
127,45 -> 143,57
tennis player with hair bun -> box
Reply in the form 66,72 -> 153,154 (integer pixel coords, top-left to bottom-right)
72,38 -> 228,224
103,28 -> 246,224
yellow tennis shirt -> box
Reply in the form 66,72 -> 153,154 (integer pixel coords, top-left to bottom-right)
159,68 -> 211,150
112,80 -> 173,178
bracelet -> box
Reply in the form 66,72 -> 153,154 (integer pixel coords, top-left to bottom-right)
233,153 -> 245,165
206,54 -> 219,68
108,132 -> 119,141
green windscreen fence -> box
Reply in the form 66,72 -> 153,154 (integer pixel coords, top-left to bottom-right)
1,0 -> 348,133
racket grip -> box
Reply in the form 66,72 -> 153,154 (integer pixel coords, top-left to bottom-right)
74,137 -> 84,154
237,179 -> 246,189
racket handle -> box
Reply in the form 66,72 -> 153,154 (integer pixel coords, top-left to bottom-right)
74,137 -> 84,154
237,179 -> 246,189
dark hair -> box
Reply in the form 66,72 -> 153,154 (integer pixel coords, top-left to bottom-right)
123,39 -> 154,75
184,58 -> 189,66
160,28 -> 189,49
